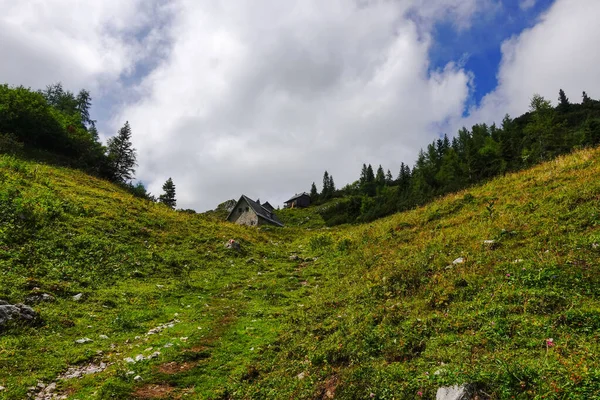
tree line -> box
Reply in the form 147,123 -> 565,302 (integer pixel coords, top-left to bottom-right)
0,83 -> 179,209
309,90 -> 600,226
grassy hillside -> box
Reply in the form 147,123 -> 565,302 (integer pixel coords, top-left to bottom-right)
1,148 -> 600,399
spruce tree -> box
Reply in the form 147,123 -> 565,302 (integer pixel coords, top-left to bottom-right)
375,165 -> 385,187
322,171 -> 330,199
106,121 -> 137,183
310,182 -> 319,201
159,177 -> 177,209
385,169 -> 393,185
328,174 -> 335,193
558,89 -> 570,113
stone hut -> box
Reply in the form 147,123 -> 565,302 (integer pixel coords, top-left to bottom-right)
284,192 -> 311,208
226,195 -> 283,227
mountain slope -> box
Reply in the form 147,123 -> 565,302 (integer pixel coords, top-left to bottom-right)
1,148 -> 600,399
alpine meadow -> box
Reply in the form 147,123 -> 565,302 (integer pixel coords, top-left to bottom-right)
2,1 -> 600,398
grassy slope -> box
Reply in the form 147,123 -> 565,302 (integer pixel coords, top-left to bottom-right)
1,148 -> 600,399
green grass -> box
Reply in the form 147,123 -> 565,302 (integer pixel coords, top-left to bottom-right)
1,149 -> 600,399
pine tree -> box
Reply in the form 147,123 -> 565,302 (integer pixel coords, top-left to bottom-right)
385,169 -> 393,185
582,91 -> 592,108
375,165 -> 386,187
322,171 -> 331,199
328,174 -> 335,193
107,121 -> 137,183
310,182 -> 319,201
159,177 -> 177,209
558,89 -> 570,113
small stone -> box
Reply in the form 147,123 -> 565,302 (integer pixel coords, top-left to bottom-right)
156,284 -> 164,289
99,335 -> 109,340
297,372 -> 306,380
180,337 -> 188,342
483,240 -> 495,245
75,338 -> 93,344
452,257 -> 465,265
592,243 -> 598,249
163,343 -> 174,348
133,375 -> 143,382
135,354 -> 145,362
0,386 -> 5,391
124,357 -> 136,363
148,351 -> 161,359
72,293 -> 83,301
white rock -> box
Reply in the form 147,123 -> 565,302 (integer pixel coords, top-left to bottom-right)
135,354 -> 145,362
163,343 -> 174,348
483,240 -> 495,245
452,257 -> 465,265
156,284 -> 164,288
126,371 -> 135,376
133,375 -> 143,382
99,335 -> 109,340
180,337 -> 188,342
75,338 -> 93,344
297,372 -> 306,380
436,385 -> 472,400
124,357 -> 136,364
149,351 -> 161,359
0,385 -> 5,391
513,259 -> 524,263
72,293 -> 83,301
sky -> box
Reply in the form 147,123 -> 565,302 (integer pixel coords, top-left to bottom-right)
2,0 -> 600,211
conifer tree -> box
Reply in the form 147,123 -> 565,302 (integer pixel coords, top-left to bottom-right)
558,89 -> 570,113
310,182 -> 319,201
328,174 -> 335,193
375,165 -> 386,187
106,121 -> 137,183
385,169 -> 393,185
159,177 -> 177,209
322,171 -> 331,199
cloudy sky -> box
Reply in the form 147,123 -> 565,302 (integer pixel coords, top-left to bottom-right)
2,0 -> 600,211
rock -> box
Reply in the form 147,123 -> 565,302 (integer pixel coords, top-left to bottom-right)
436,384 -> 473,400
483,240 -> 495,245
592,243 -> 598,249
133,375 -> 143,382
225,239 -> 241,250
60,362 -> 108,380
289,254 -> 301,261
0,385 -> 5,391
72,293 -> 83,301
163,343 -> 174,348
156,284 -> 164,289
99,335 -> 109,340
135,354 -> 145,362
75,338 -> 93,344
25,293 -> 55,304
297,372 -> 306,380
148,351 -> 161,359
0,303 -> 38,327
124,357 -> 136,364
452,257 -> 465,265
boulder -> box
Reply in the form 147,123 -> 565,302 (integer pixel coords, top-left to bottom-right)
436,384 -> 473,400
0,303 -> 38,328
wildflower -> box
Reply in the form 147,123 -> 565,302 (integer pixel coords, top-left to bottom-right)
417,391 -> 423,397
546,338 -> 555,347
506,273 -> 511,277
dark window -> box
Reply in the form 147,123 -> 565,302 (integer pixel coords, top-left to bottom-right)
238,208 -> 242,213
246,207 -> 249,212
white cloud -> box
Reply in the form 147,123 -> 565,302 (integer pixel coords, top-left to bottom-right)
0,0 -> 171,93
461,0 -> 600,129
519,0 -> 536,10
117,0 -> 486,210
